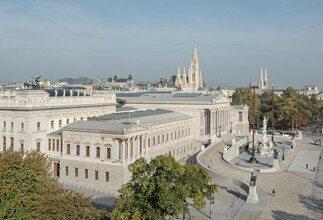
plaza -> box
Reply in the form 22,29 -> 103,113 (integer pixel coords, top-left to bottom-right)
193,133 -> 323,219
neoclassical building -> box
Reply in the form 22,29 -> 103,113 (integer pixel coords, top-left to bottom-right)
117,92 -> 249,142
0,89 -> 116,153
175,45 -> 204,92
48,109 -> 199,194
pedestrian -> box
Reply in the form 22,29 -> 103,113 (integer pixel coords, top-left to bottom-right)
272,189 -> 275,196
306,164 -> 308,169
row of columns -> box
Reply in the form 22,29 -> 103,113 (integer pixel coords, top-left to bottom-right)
210,107 -> 229,136
119,134 -> 148,164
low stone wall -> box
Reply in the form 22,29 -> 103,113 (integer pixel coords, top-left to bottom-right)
223,137 -> 249,162
196,142 -> 249,194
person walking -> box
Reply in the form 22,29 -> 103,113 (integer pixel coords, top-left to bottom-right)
272,189 -> 275,196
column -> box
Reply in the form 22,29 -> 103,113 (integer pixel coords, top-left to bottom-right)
145,134 -> 148,157
121,140 -> 125,164
137,136 -> 140,158
210,109 -> 214,136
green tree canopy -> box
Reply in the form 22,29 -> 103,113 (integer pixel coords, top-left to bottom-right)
0,150 -> 106,220
231,87 -> 260,122
111,155 -> 216,220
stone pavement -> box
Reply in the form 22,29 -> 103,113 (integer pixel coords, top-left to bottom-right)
198,134 -> 322,220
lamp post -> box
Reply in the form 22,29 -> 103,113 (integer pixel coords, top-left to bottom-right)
271,84 -> 275,143
249,83 -> 258,163
209,196 -> 215,219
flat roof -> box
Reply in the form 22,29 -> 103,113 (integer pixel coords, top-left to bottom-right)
61,109 -> 192,134
117,92 -> 227,104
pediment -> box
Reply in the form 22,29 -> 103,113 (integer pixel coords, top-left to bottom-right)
213,95 -> 230,103
124,124 -> 147,134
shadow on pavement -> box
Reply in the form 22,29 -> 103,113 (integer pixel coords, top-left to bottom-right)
271,210 -> 315,220
298,194 -> 323,217
91,196 -> 117,211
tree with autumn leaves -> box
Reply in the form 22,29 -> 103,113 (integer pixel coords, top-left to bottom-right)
231,86 -> 322,130
0,150 -> 106,220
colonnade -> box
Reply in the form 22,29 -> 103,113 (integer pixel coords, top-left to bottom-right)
209,107 -> 230,136
118,134 -> 148,164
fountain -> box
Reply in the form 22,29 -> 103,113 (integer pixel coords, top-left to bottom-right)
258,116 -> 274,156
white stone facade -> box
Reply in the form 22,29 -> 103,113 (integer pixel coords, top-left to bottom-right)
119,92 -> 233,143
0,90 -> 116,153
49,110 -> 200,194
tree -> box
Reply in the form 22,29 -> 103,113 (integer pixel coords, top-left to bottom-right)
110,155 -> 216,220
0,150 -> 106,220
231,87 -> 260,123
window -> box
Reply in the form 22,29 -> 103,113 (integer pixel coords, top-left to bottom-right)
96,147 -> 100,158
66,119 -> 70,124
148,138 -> 151,147
75,168 -> 78,177
52,139 -> 55,150
65,166 -> 69,176
10,137 -> 14,150
20,143 -> 24,152
50,120 -> 54,129
37,142 -> 40,151
106,148 -> 111,159
59,120 -> 62,128
3,122 -> 6,130
95,170 -> 98,180
167,133 -> 169,142
86,146 -> 90,157
11,122 -> 14,131
85,169 -> 88,179
67,144 -> 70,155
153,137 -> 156,146
162,134 -> 165,144
80,117 -> 84,121
105,172 -> 109,182
37,122 -> 40,131
158,136 -> 160,145
2,137 -> 6,151
76,145 -> 80,156
56,140 -> 59,151
74,118 -> 76,122
239,112 -> 243,122
48,139 -> 51,150
21,123 -> 24,131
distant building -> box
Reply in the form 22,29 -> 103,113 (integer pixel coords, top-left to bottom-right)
317,91 -> 323,101
107,75 -> 135,91
175,45 -> 205,92
298,85 -> 320,98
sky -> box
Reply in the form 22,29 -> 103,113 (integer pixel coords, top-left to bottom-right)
0,0 -> 323,89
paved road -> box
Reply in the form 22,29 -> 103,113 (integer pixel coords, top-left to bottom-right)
200,135 -> 322,220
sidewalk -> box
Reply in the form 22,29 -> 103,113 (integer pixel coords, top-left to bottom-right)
198,135 -> 320,219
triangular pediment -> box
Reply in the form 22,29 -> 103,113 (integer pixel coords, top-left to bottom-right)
213,94 -> 230,103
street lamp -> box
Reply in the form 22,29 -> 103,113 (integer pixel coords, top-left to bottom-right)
249,83 -> 258,163
209,196 -> 215,219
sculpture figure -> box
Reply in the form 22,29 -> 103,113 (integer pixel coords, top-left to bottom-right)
23,76 -> 42,89
250,172 -> 257,186
262,116 -> 268,133
273,149 -> 279,159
